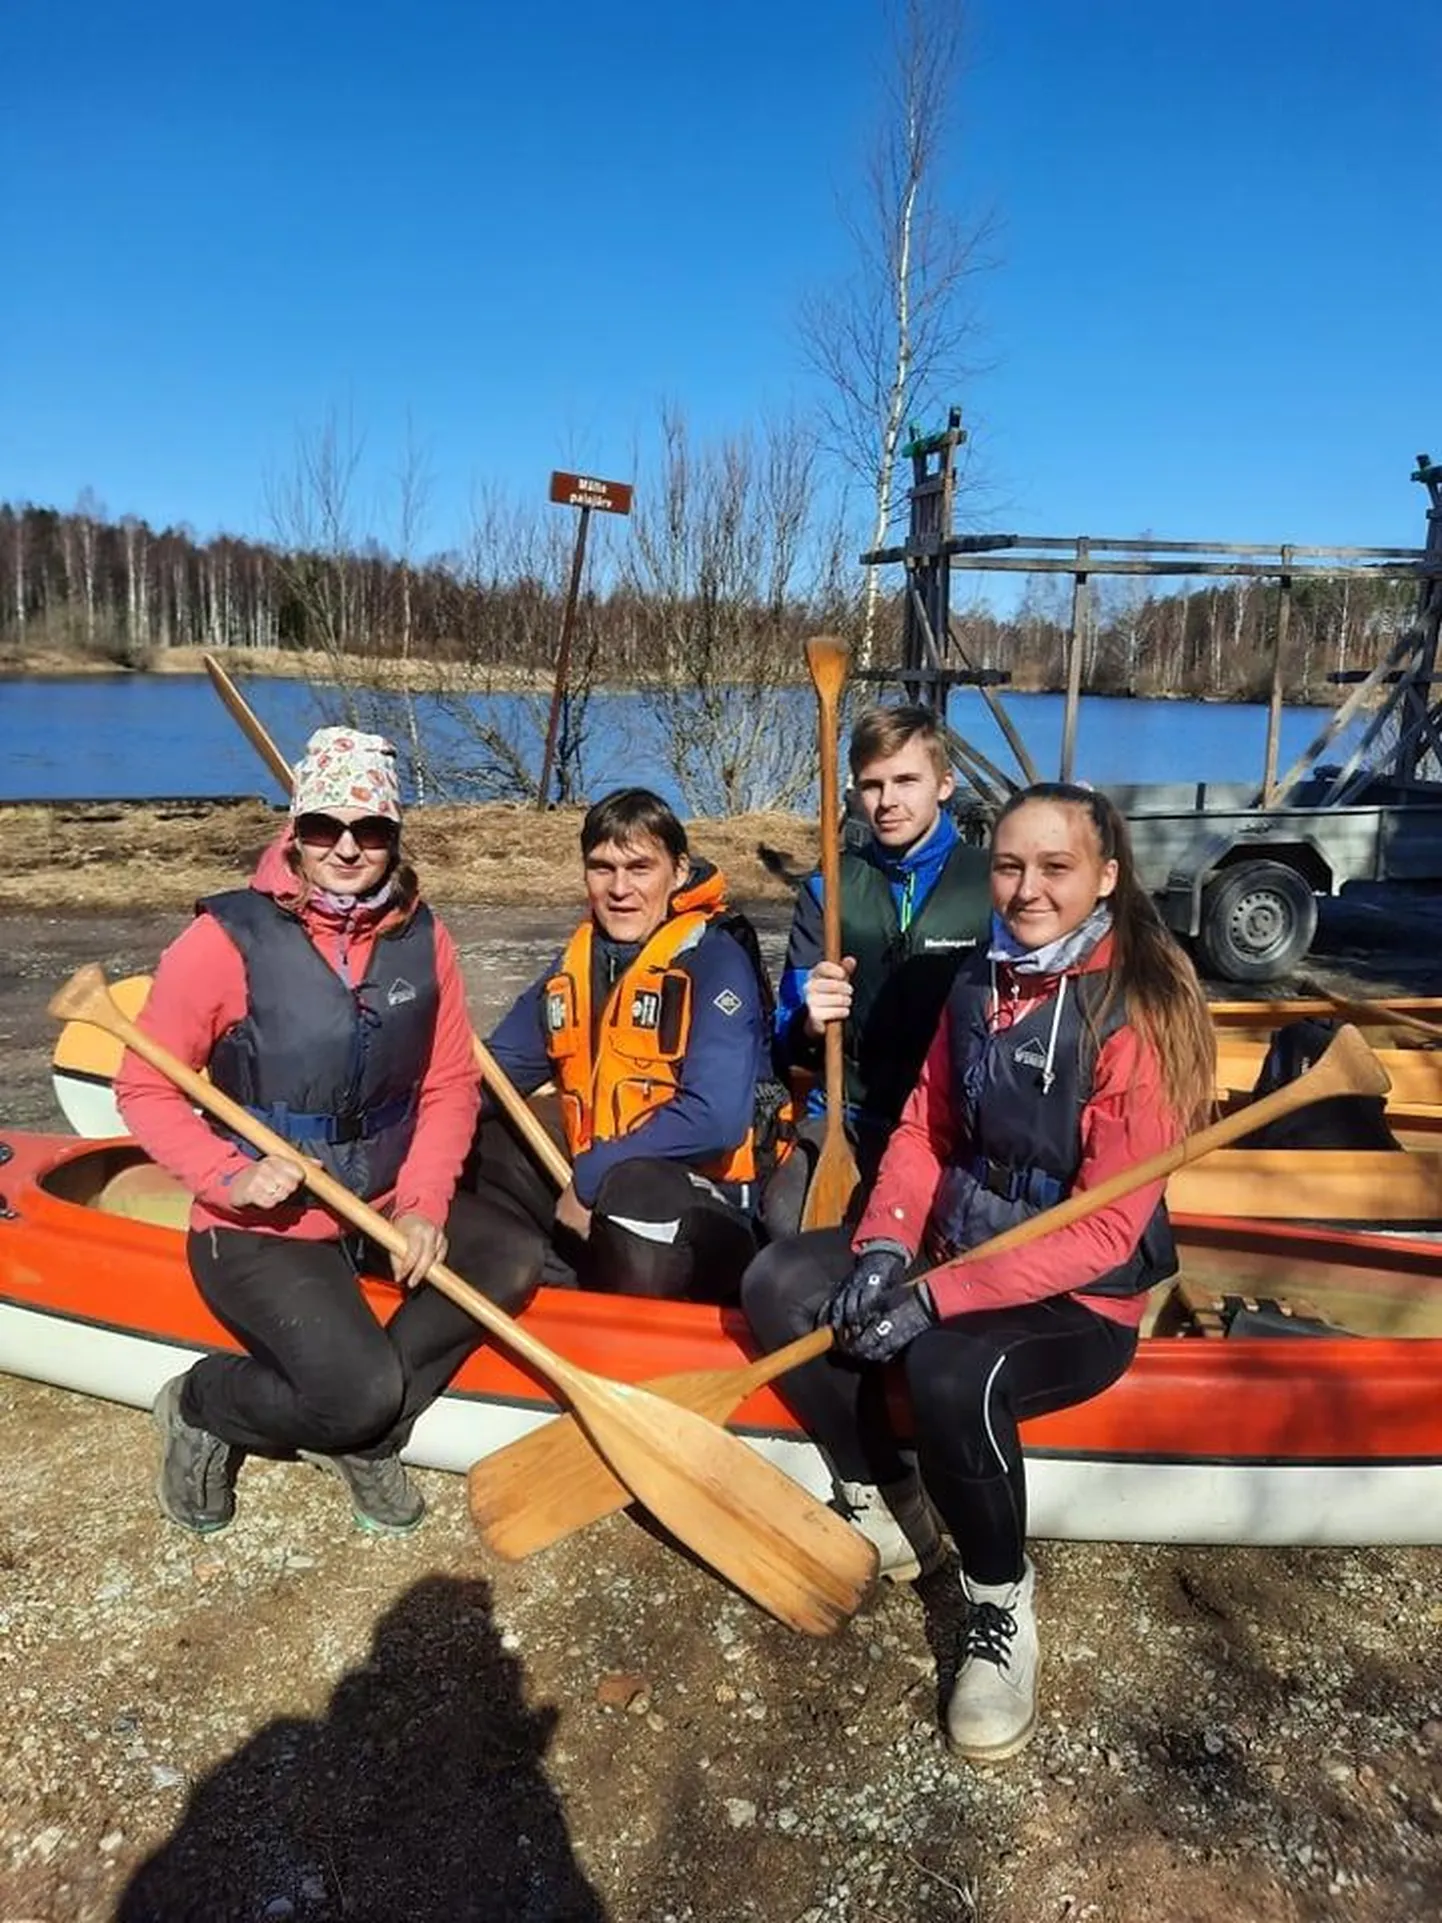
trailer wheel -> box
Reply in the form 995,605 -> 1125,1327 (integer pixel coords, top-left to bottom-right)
1197,860 -> 1319,983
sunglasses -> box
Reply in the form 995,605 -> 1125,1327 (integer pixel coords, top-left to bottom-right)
294,812 -> 399,853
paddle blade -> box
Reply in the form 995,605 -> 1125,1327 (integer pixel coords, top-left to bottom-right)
469,1330 -> 833,1560
804,633 -> 850,704
800,1127 -> 861,1231
567,1378 -> 876,1636
469,1410 -> 630,1557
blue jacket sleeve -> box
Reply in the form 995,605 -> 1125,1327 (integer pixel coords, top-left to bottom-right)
480,960 -> 560,1112
572,928 -> 766,1205
772,873 -> 825,1080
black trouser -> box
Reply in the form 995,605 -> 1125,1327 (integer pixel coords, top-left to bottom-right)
741,1229 -> 1138,1585
464,1115 -> 762,1304
760,1113 -> 892,1240
182,1187 -> 530,1457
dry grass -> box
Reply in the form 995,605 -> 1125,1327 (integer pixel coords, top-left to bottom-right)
0,801 -> 817,911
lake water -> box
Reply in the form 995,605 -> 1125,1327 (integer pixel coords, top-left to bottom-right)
0,673 -> 1369,812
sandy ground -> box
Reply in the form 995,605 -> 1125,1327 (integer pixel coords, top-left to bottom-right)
2,859 -> 1442,1922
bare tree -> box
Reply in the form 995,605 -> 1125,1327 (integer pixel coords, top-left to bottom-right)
800,0 -> 994,661
266,407 -> 367,693
624,405 -> 850,814
421,486 -> 609,804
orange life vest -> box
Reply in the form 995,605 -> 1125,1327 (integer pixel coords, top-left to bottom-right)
542,874 -> 757,1185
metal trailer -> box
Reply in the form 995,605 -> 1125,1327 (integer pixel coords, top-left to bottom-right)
863,432 -> 1442,982
1102,775 -> 1442,982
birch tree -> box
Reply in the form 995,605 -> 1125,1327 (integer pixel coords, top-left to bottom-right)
392,422 -> 432,798
800,0 -> 993,662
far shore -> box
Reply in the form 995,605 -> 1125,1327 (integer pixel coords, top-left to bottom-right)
0,642 -> 1349,709
2,643 -> 573,694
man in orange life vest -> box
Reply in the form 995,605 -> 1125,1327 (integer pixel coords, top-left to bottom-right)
463,788 -> 770,1302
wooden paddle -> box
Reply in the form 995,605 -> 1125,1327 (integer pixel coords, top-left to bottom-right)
200,652 -> 572,1189
203,652 -> 295,791
468,1020 -> 1391,1558
799,635 -> 862,1231
1323,992 -> 1442,1048
47,964 -> 878,1634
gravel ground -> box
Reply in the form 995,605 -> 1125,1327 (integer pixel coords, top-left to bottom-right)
2,890 -> 1442,1923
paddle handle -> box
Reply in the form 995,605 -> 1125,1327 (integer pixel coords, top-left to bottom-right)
473,1036 -> 572,1188
753,1018 -> 1391,1382
48,966 -> 584,1392
203,654 -> 293,794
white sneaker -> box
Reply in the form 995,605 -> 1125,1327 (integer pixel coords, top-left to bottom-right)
835,1476 -> 947,1582
946,1559 -> 1039,1762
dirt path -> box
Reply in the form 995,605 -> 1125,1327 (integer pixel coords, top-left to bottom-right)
3,899 -> 1442,1923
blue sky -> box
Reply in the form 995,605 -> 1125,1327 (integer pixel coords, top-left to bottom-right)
3,0 -> 1438,567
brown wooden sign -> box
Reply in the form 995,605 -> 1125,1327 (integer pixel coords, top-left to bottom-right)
548,470 -> 633,515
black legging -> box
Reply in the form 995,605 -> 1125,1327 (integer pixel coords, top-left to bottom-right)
183,1186 -> 531,1458
741,1229 -> 1138,1584
463,1115 -> 761,1305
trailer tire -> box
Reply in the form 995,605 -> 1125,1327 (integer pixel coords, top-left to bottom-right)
1197,860 -> 1318,983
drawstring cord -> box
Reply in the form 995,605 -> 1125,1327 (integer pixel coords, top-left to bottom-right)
989,960 -> 1065,1097
1041,975 -> 1065,1096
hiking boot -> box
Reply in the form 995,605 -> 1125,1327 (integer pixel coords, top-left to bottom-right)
300,1449 -> 426,1534
151,1374 -> 240,1534
835,1475 -> 948,1582
946,1559 -> 1039,1762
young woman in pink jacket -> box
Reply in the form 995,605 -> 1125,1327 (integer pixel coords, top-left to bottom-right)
116,728 -> 518,1536
742,783 -> 1215,1762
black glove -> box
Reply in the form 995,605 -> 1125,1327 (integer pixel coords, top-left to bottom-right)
823,1241 -> 909,1339
841,1278 -> 938,1365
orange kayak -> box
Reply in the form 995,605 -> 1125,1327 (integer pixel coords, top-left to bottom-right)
4,1127 -> 1442,1546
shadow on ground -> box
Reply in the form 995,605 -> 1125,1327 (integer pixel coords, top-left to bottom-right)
116,1573 -> 607,1923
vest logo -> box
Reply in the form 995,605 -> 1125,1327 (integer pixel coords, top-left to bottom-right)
1013,1037 -> 1050,1071
712,988 -> 742,1017
631,989 -> 661,1028
386,977 -> 417,1007
921,936 -> 977,951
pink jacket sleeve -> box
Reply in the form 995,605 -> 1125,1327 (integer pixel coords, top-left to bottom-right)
920,1024 -> 1178,1319
853,1016 -> 964,1255
390,917 -> 481,1226
113,917 -> 256,1205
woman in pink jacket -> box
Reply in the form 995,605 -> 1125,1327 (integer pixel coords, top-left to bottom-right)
742,783 -> 1215,1762
116,727 -> 517,1536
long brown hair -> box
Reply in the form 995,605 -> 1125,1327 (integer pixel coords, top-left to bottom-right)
993,783 -> 1216,1127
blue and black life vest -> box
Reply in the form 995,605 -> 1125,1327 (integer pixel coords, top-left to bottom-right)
927,957 -> 1176,1299
201,890 -> 439,1200
839,840 -> 991,1126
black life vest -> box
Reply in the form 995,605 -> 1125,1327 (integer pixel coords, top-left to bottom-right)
201,890 -> 440,1200
839,840 -> 991,1125
928,957 -> 1176,1300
